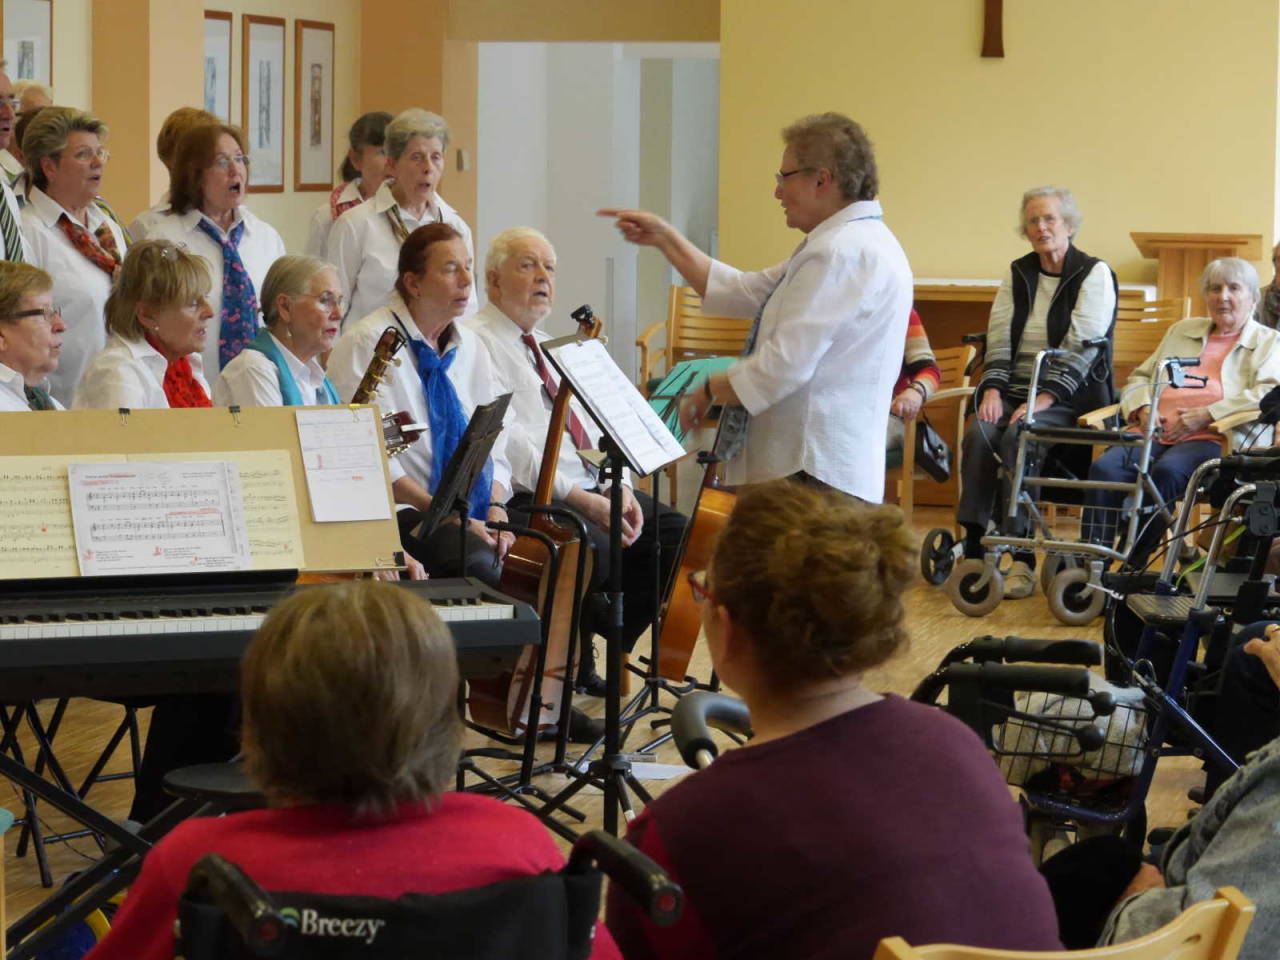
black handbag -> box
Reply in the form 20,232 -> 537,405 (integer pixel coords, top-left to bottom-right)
914,414 -> 951,483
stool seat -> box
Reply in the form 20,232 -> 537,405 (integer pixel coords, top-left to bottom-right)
163,762 -> 266,812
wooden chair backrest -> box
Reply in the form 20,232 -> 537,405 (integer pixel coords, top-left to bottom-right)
1112,317 -> 1179,389
872,886 -> 1254,960
1116,296 -> 1191,323
666,285 -> 753,365
932,344 -> 974,393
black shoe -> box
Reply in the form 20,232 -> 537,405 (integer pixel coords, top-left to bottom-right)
537,707 -> 605,744
575,640 -> 608,697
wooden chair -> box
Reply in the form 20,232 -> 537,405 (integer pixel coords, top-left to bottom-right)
1078,317 -> 1181,431
636,285 -> 753,395
1116,296 -> 1192,323
873,886 -> 1254,960
887,343 -> 976,524
636,286 -> 753,505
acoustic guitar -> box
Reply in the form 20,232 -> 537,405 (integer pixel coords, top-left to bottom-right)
350,326 -> 425,456
468,307 -> 603,734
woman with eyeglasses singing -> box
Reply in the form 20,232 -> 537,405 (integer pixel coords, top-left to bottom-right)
73,240 -> 214,410
605,478 -> 1063,960
214,255 -> 343,407
132,123 -> 285,377
19,106 -> 130,407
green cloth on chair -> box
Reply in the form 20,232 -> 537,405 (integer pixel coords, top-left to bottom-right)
648,357 -> 735,445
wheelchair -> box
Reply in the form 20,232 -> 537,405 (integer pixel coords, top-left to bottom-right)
924,341 -> 1206,625
175,829 -> 680,959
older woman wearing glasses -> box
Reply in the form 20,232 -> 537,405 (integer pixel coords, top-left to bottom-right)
20,107 -> 130,406
214,255 -> 343,408
133,123 -> 286,376
328,108 -> 476,326
0,261 -> 65,411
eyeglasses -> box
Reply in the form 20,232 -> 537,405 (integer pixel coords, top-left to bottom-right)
774,167 -> 813,185
686,569 -> 719,606
0,305 -> 62,324
0,97 -> 18,111
211,153 -> 250,170
294,291 -> 346,313
68,147 -> 110,163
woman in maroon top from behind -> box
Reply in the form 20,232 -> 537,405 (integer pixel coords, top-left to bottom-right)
606,479 -> 1062,959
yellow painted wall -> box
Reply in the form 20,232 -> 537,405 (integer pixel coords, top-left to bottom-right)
719,0 -> 1280,284
53,0 -> 92,110
447,0 -> 719,42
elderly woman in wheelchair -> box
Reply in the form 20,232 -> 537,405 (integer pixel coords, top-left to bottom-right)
88,581 -> 622,959
605,478 -> 1063,959
1081,258 -> 1280,570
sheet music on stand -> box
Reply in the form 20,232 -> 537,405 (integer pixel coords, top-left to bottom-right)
541,338 -> 685,476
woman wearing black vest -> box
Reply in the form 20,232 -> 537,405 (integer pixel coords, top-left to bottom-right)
956,186 -> 1117,599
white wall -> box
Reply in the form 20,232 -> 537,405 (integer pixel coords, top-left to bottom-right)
477,41 -> 718,380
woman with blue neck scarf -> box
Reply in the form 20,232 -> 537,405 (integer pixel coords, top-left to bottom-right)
329,223 -> 514,585
214,255 -> 341,407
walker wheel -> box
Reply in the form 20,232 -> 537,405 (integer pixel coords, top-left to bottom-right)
1047,566 -> 1106,626
920,528 -> 956,585
946,557 -> 1004,617
1039,553 -> 1082,595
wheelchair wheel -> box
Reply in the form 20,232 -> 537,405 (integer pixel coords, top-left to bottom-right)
946,558 -> 1004,617
1039,553 -> 1081,595
1047,566 -> 1106,626
919,528 -> 956,585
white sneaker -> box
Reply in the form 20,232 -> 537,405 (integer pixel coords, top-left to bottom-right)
1004,560 -> 1036,599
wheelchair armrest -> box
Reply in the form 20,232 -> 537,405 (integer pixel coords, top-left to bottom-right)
184,854 -> 287,956
671,691 -> 752,769
1078,403 -> 1121,428
569,830 -> 683,926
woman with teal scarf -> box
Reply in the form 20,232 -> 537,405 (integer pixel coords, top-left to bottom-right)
213,255 -> 342,407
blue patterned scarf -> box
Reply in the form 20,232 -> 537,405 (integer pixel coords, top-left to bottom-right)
243,328 -> 339,406
403,325 -> 492,519
196,217 -> 260,369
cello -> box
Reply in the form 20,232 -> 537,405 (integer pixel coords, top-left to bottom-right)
468,307 -> 603,733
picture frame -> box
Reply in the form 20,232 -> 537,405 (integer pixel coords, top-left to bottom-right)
202,10 -> 232,123
293,19 -> 334,192
2,0 -> 52,86
242,13 -> 285,193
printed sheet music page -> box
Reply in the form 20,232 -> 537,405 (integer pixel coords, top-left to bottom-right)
67,461 -> 253,575
295,408 -> 393,522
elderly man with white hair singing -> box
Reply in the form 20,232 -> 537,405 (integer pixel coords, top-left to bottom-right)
469,226 -> 688,697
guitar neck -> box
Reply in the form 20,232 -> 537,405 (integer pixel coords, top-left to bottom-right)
532,387 -> 572,506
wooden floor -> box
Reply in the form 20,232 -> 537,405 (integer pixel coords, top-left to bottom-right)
1,506 -> 1201,926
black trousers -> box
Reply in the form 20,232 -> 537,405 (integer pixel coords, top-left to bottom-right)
129,693 -> 239,823
507,488 -> 687,653
397,508 -> 503,587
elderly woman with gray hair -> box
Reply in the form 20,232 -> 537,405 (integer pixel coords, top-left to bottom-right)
20,106 -> 131,406
213,255 -> 342,407
1081,257 -> 1280,564
956,186 -> 1118,599
328,108 -> 476,325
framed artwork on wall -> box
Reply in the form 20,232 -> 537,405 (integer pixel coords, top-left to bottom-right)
294,19 -> 333,191
2,0 -> 52,86
242,13 -> 285,193
203,10 -> 232,123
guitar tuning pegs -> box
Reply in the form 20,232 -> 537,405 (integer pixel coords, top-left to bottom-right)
392,357 -> 402,367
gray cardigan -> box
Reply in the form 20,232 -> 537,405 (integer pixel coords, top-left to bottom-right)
1102,737 -> 1280,958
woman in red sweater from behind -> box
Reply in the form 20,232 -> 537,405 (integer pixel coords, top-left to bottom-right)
89,580 -> 619,958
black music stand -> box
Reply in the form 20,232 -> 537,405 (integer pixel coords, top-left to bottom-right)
406,393 -> 512,558
533,338 -> 683,835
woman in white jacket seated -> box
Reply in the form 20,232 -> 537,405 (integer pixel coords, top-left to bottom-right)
74,240 -> 215,410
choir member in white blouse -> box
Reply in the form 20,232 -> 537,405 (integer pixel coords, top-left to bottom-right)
214,255 -> 342,407
328,108 -> 477,327
74,240 -> 214,410
328,223 -> 511,584
0,261 -> 64,410
20,107 -> 130,406
304,111 -> 392,258
132,123 -> 286,376
126,106 -> 218,240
